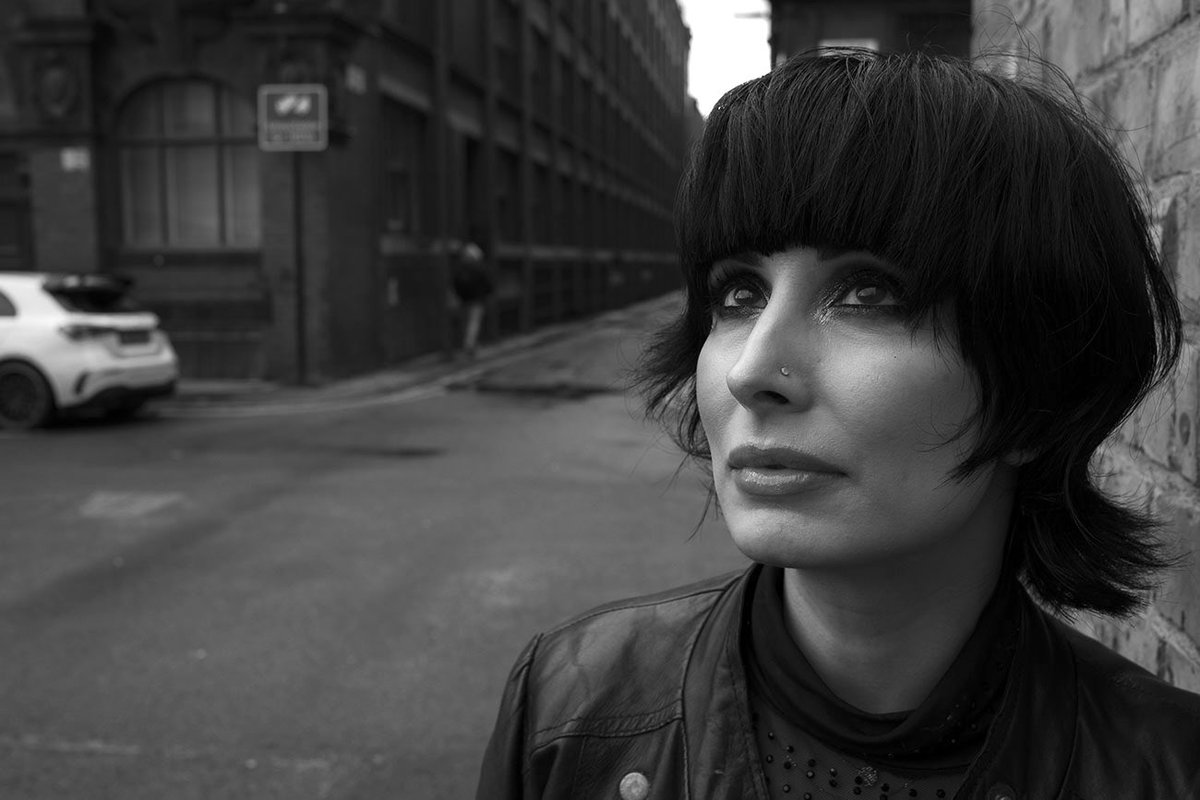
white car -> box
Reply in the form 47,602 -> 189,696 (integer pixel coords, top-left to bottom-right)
0,272 -> 179,429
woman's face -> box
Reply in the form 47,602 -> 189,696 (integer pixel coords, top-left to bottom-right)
696,247 -> 1017,570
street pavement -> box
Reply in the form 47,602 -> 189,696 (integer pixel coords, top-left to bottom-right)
0,292 -> 750,799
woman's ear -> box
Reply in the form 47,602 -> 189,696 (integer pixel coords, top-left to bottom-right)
1002,448 -> 1037,467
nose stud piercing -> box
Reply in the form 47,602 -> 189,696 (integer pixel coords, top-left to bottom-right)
780,366 -> 791,377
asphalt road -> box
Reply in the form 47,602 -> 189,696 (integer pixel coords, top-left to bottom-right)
0,296 -> 749,799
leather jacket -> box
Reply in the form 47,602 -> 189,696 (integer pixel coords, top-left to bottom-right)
476,566 -> 1200,799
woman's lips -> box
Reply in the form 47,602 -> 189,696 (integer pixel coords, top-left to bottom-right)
727,444 -> 844,496
730,466 -> 842,496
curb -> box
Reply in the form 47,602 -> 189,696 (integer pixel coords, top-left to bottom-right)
161,292 -> 681,412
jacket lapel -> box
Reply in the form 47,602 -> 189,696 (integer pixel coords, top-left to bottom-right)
683,567 -> 768,800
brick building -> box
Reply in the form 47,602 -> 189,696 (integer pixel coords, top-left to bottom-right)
973,0 -> 1200,693
767,0 -> 972,64
0,0 -> 692,382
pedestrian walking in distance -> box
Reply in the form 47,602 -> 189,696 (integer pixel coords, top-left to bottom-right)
476,49 -> 1200,799
451,241 -> 493,358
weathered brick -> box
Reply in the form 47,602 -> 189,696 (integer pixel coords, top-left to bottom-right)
1129,0 -> 1187,49
1151,37 -> 1200,178
973,0 -> 1054,65
1120,371 -> 1175,467
1149,488 -> 1200,645
1051,0 -> 1126,77
1170,182 -> 1200,319
1087,614 -> 1161,670
1085,59 -> 1155,177
1083,610 -> 1200,688
1094,443 -> 1156,510
1101,0 -> 1129,62
1157,640 -> 1200,692
1008,0 -> 1034,24
1125,333 -> 1200,482
1170,340 -> 1200,482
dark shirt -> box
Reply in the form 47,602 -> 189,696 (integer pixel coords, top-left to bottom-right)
453,261 -> 494,303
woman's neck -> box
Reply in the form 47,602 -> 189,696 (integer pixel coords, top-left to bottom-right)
779,542 -> 1006,715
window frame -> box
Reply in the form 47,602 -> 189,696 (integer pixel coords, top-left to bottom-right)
115,79 -> 261,251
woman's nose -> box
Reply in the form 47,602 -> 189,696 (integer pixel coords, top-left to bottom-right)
725,313 -> 815,411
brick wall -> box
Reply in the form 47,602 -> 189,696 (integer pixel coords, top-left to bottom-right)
973,1 -> 1200,692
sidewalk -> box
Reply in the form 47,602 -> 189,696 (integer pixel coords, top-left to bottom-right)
163,292 -> 683,411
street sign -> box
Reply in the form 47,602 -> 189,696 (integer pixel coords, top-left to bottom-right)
257,84 -> 328,152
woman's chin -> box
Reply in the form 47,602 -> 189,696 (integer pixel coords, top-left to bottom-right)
725,517 -> 865,570
723,509 -> 938,573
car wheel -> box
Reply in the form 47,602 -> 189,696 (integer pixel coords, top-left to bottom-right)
0,362 -> 56,430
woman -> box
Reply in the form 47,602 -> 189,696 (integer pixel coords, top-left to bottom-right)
476,50 -> 1200,799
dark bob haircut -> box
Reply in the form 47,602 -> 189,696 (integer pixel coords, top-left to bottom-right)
639,49 -> 1182,618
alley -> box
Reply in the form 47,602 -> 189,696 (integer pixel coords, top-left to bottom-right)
0,296 -> 748,800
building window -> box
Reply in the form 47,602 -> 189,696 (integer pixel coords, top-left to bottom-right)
382,100 -> 428,234
495,0 -> 520,104
496,150 -> 520,240
452,0 -> 485,74
116,79 -> 260,249
531,31 -> 551,121
532,164 -> 550,242
558,54 -> 573,133
0,153 -> 31,271
555,173 -> 571,244
382,0 -> 434,40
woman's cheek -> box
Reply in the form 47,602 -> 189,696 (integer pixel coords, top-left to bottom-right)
695,338 -> 728,422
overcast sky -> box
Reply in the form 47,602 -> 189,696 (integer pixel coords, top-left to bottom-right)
677,0 -> 772,116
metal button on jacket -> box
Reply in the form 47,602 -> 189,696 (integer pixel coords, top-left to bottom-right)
619,771 -> 650,800
987,782 -> 1016,800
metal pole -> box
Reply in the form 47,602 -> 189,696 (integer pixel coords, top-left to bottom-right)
293,150 -> 307,384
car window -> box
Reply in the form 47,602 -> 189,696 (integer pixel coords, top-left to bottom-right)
47,287 -> 141,313
0,290 -> 15,317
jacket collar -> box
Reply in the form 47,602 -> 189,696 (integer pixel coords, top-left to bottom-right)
957,591 -> 1077,800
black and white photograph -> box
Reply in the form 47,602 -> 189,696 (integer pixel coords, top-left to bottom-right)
1,1 -> 1199,798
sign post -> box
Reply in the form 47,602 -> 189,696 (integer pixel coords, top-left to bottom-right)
258,84 -> 329,384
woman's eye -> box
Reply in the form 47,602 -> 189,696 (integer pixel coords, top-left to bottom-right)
835,279 -> 902,308
714,280 -> 767,315
723,284 -> 765,308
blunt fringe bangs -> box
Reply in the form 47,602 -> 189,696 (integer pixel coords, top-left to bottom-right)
639,49 -> 1182,618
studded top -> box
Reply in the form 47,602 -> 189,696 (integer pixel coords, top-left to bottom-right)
752,699 -> 959,799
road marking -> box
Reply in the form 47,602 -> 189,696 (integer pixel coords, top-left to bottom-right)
458,561 -> 555,611
79,491 -> 185,520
